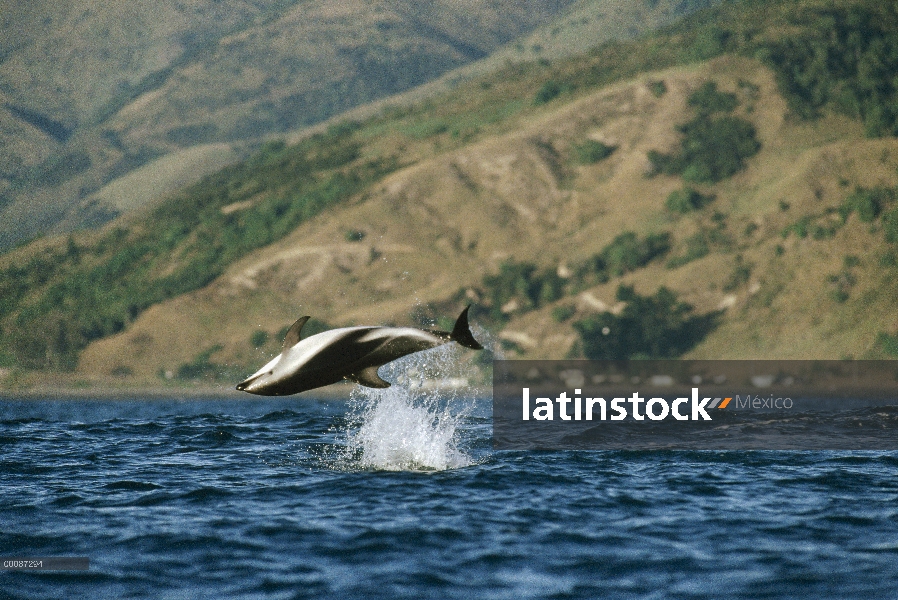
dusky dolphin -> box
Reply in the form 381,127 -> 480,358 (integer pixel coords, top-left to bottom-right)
236,306 -> 483,396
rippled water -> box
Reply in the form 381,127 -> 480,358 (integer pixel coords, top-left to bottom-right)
2,356 -> 897,598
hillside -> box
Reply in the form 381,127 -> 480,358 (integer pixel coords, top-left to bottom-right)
0,0 -> 720,252
2,0 -> 898,391
0,0 -> 580,249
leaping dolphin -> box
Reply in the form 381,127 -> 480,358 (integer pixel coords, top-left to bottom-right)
236,306 -> 483,396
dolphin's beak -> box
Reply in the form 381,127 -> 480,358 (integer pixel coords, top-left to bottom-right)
236,375 -> 257,392
236,371 -> 269,393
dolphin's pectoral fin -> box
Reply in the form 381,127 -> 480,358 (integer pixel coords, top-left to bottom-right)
346,366 -> 391,388
282,316 -> 310,350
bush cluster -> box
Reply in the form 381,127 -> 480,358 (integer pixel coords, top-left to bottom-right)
688,81 -> 739,115
878,332 -> 898,358
572,285 -> 718,360
482,262 -> 566,322
572,140 -> 616,164
781,185 -> 898,244
649,82 -> 760,183
666,213 -> 729,269
176,345 -> 229,380
533,81 -> 569,105
839,187 -> 891,222
825,256 -> 859,303
759,3 -> 898,137
665,187 -> 714,214
579,231 -> 672,280
473,231 -> 671,324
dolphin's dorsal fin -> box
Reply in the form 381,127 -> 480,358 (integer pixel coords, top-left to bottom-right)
346,367 -> 391,389
282,316 -> 310,350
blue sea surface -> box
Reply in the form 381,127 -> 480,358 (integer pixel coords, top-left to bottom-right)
2,389 -> 897,599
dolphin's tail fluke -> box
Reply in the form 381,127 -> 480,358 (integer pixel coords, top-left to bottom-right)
450,306 -> 483,350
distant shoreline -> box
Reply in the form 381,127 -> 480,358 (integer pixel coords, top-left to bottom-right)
0,383 -> 491,400
0,385 -> 342,400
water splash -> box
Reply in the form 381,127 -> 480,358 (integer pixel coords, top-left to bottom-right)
324,338 -> 492,472
348,384 -> 471,471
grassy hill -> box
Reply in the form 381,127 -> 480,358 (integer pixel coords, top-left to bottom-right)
3,0 -> 722,254
2,0 -> 898,390
0,0 -> 727,252
0,0 -> 587,250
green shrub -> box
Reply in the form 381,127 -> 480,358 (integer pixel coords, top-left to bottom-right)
723,255 -> 752,291
782,215 -> 813,239
573,140 -> 616,164
175,344 -> 236,380
650,115 -> 760,183
591,231 -> 672,278
251,139 -> 288,165
878,332 -> 898,357
666,233 -> 710,268
688,81 -> 738,115
482,261 -> 566,320
690,26 -> 731,61
667,212 -> 732,269
250,330 -> 269,348
665,187 -> 713,213
811,223 -> 838,240
826,270 -> 856,303
687,116 -> 760,182
552,305 -> 576,322
648,80 -> 667,97
648,79 -> 760,183
882,207 -> 898,243
854,190 -> 881,222
533,81 -> 565,105
573,285 -> 718,359
841,187 -> 888,222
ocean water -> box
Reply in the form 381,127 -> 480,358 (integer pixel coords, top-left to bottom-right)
2,353 -> 898,599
